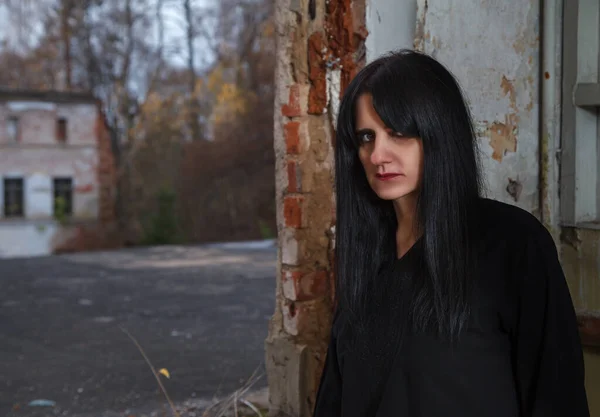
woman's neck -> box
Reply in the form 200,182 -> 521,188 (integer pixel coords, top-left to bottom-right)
393,193 -> 419,258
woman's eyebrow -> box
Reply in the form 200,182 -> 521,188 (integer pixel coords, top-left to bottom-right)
355,127 -> 374,135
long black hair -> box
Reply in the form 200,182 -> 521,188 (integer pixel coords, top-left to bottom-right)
335,49 -> 484,341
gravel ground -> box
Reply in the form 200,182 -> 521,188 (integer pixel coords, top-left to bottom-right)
0,242 -> 276,417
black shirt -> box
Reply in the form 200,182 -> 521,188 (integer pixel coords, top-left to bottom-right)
313,198 -> 589,417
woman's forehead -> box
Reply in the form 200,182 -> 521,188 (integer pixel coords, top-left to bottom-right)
355,94 -> 388,129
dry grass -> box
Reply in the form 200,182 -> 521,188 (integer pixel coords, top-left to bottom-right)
201,369 -> 265,417
122,326 -> 268,417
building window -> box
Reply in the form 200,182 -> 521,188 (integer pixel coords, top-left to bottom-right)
560,0 -> 600,227
3,178 -> 24,217
56,118 -> 67,143
53,178 -> 73,217
6,116 -> 19,142
53,177 -> 73,217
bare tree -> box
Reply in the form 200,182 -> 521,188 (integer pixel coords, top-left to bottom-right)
0,0 -> 277,245
59,0 -> 74,89
0,0 -> 52,51
183,0 -> 202,140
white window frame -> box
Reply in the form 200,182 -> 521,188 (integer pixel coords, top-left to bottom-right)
52,177 -> 73,217
6,115 -> 19,142
3,177 -> 25,218
560,0 -> 600,228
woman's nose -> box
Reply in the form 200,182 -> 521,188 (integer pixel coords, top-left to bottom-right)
370,136 -> 392,166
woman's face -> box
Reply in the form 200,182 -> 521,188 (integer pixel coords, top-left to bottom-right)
356,94 -> 423,202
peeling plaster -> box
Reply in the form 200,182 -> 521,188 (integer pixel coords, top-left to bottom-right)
488,116 -> 519,162
487,76 -> 520,162
506,177 -> 523,202
415,0 -> 540,211
0,99 -> 111,258
326,68 -> 341,125
366,0 -> 417,61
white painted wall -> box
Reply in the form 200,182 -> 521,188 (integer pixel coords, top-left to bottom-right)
0,221 -> 58,258
26,173 -> 53,218
365,0 -> 417,62
0,148 -> 100,220
0,100 -> 102,258
414,0 -> 540,213
365,0 -> 541,213
364,0 -> 541,213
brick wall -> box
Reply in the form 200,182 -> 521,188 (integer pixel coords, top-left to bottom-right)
265,0 -> 367,415
95,105 -> 116,224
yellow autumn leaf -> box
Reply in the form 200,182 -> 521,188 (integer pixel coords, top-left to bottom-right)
158,368 -> 170,379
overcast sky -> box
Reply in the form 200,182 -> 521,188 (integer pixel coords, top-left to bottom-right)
0,0 -> 217,70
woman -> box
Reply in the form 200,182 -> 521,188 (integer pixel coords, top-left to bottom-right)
313,50 -> 589,417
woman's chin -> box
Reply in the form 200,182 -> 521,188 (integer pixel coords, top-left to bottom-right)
372,187 -> 414,201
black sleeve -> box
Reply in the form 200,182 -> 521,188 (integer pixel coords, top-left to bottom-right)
313,313 -> 343,417
512,224 -> 589,417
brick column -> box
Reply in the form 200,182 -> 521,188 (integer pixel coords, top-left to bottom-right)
95,105 -> 116,225
265,1 -> 366,416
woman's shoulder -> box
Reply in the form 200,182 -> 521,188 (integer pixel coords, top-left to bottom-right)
474,198 -> 561,293
475,197 -> 551,242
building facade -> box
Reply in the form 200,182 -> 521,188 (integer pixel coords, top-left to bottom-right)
0,90 -> 115,258
266,0 -> 600,415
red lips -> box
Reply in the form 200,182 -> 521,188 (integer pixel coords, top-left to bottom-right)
375,173 -> 402,181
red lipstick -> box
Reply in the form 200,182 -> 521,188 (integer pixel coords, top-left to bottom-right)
376,173 -> 401,181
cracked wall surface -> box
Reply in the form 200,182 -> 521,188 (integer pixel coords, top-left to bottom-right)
0,98 -> 115,258
415,0 -> 540,213
269,0 -> 600,415
266,0 -> 366,415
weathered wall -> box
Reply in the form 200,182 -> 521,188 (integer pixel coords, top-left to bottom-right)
405,1 -> 600,415
0,148 -> 100,219
415,0 -> 540,213
269,0 -> 600,415
94,107 -> 116,225
365,0 -> 416,62
562,228 -> 600,415
0,99 -> 115,258
265,0 -> 366,415
0,220 -> 59,258
0,102 -> 98,146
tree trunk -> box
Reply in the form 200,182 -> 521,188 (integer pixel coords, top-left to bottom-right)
184,0 -> 201,140
60,0 -> 72,90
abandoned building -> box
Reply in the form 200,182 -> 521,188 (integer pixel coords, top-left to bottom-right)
266,0 -> 600,416
0,90 -> 115,258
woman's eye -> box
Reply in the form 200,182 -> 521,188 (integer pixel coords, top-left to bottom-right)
359,132 -> 374,143
392,131 -> 405,138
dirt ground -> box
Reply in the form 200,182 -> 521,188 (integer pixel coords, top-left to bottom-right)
0,241 -> 276,416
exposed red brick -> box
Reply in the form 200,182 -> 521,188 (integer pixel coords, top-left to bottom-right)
284,121 -> 301,154
53,224 -> 123,254
302,270 -> 329,300
283,195 -> 303,228
328,249 -> 336,305
324,0 -> 367,93
75,184 -> 94,193
282,84 -> 302,117
308,32 -> 328,115
267,0 -> 367,409
287,160 -> 299,193
95,105 -> 116,224
284,269 -> 329,302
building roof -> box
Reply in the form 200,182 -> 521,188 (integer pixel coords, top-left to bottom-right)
0,89 -> 98,104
